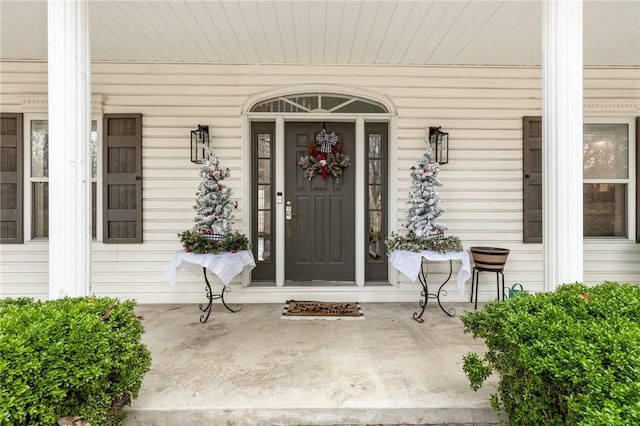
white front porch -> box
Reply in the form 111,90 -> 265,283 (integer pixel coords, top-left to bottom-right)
124,302 -> 499,425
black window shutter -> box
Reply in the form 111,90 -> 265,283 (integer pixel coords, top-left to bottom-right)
103,113 -> 143,243
523,116 -> 543,243
0,113 -> 24,244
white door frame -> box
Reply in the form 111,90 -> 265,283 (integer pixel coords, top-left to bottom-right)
241,86 -> 398,288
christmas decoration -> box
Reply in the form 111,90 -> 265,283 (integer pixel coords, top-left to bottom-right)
406,140 -> 446,237
385,230 -> 462,254
299,128 -> 351,182
178,230 -> 250,255
179,149 -> 250,254
316,128 -> 338,153
385,135 -> 462,254
193,151 -> 237,238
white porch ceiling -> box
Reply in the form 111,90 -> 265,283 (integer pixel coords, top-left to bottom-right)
1,0 -> 639,67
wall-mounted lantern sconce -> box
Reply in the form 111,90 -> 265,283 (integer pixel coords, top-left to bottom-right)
190,125 -> 209,164
429,126 -> 449,165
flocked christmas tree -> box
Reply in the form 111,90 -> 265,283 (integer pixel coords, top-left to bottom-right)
385,136 -> 461,254
406,142 -> 446,237
192,150 -> 238,238
178,150 -> 250,254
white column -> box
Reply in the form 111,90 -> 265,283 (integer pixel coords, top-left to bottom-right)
542,0 -> 584,291
48,0 -> 92,299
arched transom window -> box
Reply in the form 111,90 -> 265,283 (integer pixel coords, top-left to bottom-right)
250,93 -> 389,114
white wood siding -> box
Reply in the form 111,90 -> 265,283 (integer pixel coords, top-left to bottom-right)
1,62 -> 638,303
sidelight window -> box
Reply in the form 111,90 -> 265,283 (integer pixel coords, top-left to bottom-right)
365,123 -> 388,281
256,132 -> 272,262
368,133 -> 384,260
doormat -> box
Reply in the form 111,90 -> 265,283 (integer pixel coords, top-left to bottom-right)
281,300 -> 365,320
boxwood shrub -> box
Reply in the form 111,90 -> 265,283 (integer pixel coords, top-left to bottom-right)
461,281 -> 640,426
0,297 -> 151,426
461,282 -> 640,426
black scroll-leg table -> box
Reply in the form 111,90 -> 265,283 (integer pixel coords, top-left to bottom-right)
413,260 -> 456,323
198,267 -> 242,323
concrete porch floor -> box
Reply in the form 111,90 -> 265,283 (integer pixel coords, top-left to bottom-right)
124,302 -> 500,426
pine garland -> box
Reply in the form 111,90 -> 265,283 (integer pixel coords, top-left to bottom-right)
178,230 -> 250,254
385,230 -> 463,254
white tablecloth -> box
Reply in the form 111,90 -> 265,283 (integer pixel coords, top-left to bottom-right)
389,249 -> 471,295
166,250 -> 256,286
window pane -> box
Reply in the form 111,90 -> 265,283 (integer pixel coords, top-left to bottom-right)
31,120 -> 48,178
583,183 -> 626,237
261,211 -> 271,235
368,211 -> 383,261
258,185 -> 271,210
583,124 -> 628,179
257,210 -> 271,235
257,133 -> 271,157
369,211 -> 382,235
92,182 -> 97,239
258,237 -> 271,262
369,160 -> 382,184
290,96 -> 318,111
32,182 -> 48,238
369,134 -> 381,158
258,159 -> 271,184
91,120 -> 98,179
368,236 -> 384,261
254,99 -> 308,113
369,185 -> 382,209
334,100 -> 386,113
319,95 -> 349,110
257,208 -> 272,262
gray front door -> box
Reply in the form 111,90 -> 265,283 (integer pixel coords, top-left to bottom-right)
284,122 -> 356,283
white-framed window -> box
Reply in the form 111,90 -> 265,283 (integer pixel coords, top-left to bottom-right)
583,118 -> 636,239
25,116 -> 101,240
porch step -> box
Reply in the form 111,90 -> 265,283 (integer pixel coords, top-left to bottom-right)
124,407 -> 499,425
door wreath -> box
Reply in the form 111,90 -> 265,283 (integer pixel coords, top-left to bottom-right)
298,128 -> 351,182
